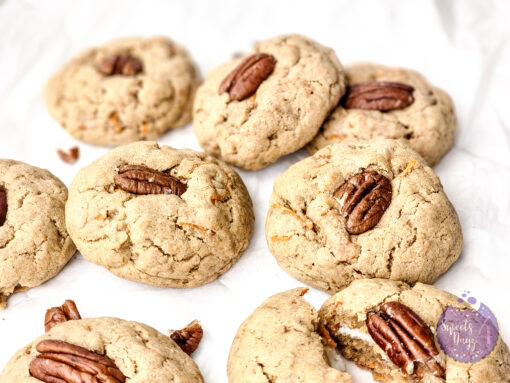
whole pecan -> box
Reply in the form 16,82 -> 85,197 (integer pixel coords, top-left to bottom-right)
170,320 -> 203,355
45,300 -> 82,332
0,185 -> 6,226
342,81 -> 415,111
114,164 -> 187,196
366,302 -> 445,377
218,53 -> 276,101
333,171 -> 392,234
29,339 -> 126,383
98,54 -> 143,76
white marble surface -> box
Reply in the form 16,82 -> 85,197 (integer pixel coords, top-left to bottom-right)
0,0 -> 509,381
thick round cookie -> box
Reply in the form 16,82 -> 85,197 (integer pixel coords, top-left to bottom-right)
193,34 -> 346,170
0,317 -> 204,382
65,141 -> 254,288
308,63 -> 457,166
319,279 -> 510,382
45,36 -> 200,146
266,138 -> 462,293
0,160 -> 75,309
228,288 -> 352,383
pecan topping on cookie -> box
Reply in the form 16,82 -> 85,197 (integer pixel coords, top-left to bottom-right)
219,53 -> 276,101
366,302 -> 445,377
114,164 -> 187,196
342,81 -> 415,111
334,171 -> 392,234
45,300 -> 81,332
98,54 -> 143,76
0,185 -> 6,227
29,339 -> 126,383
170,320 -> 203,355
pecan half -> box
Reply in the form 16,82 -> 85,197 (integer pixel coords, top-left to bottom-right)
333,171 -> 392,234
114,165 -> 187,196
57,146 -> 79,164
218,53 -> 276,101
366,302 -> 445,377
170,320 -> 203,355
0,185 -> 6,227
342,81 -> 415,111
45,300 -> 82,332
98,54 -> 143,76
29,339 -> 126,383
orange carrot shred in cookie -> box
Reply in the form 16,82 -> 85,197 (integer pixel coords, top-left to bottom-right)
270,235 -> 292,242
402,159 -> 417,176
319,324 -> 337,348
328,134 -> 346,141
210,195 -> 229,204
178,222 -> 215,234
272,204 -> 313,229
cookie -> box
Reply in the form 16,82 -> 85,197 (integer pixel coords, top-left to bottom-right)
0,317 -> 204,382
227,288 -> 352,383
193,34 -> 346,170
265,138 -> 462,293
65,141 -> 254,288
308,63 -> 457,166
0,160 -> 76,309
45,36 -> 200,146
319,279 -> 510,382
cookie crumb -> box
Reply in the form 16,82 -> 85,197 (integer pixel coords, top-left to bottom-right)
57,146 -> 79,164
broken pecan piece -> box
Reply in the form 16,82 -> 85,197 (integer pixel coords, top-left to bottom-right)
98,54 -> 143,76
366,302 -> 445,377
57,146 -> 79,164
114,165 -> 187,196
218,53 -> 276,101
45,300 -> 82,332
334,171 -> 392,234
170,320 -> 203,355
342,81 -> 415,111
29,339 -> 126,383
0,185 -> 6,227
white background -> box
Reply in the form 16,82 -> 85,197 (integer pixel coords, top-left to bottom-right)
1,0 -> 510,381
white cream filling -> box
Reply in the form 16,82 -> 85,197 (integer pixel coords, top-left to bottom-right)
337,325 -> 375,344
325,346 -> 347,371
334,325 -> 391,365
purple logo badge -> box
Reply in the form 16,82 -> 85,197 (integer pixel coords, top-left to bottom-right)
436,291 -> 499,363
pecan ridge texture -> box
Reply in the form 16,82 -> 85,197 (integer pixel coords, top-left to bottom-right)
218,53 -> 276,101
45,300 -> 82,332
366,301 -> 445,377
29,339 -> 126,383
114,164 -> 187,196
342,81 -> 415,111
333,171 -> 392,234
170,320 -> 203,355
